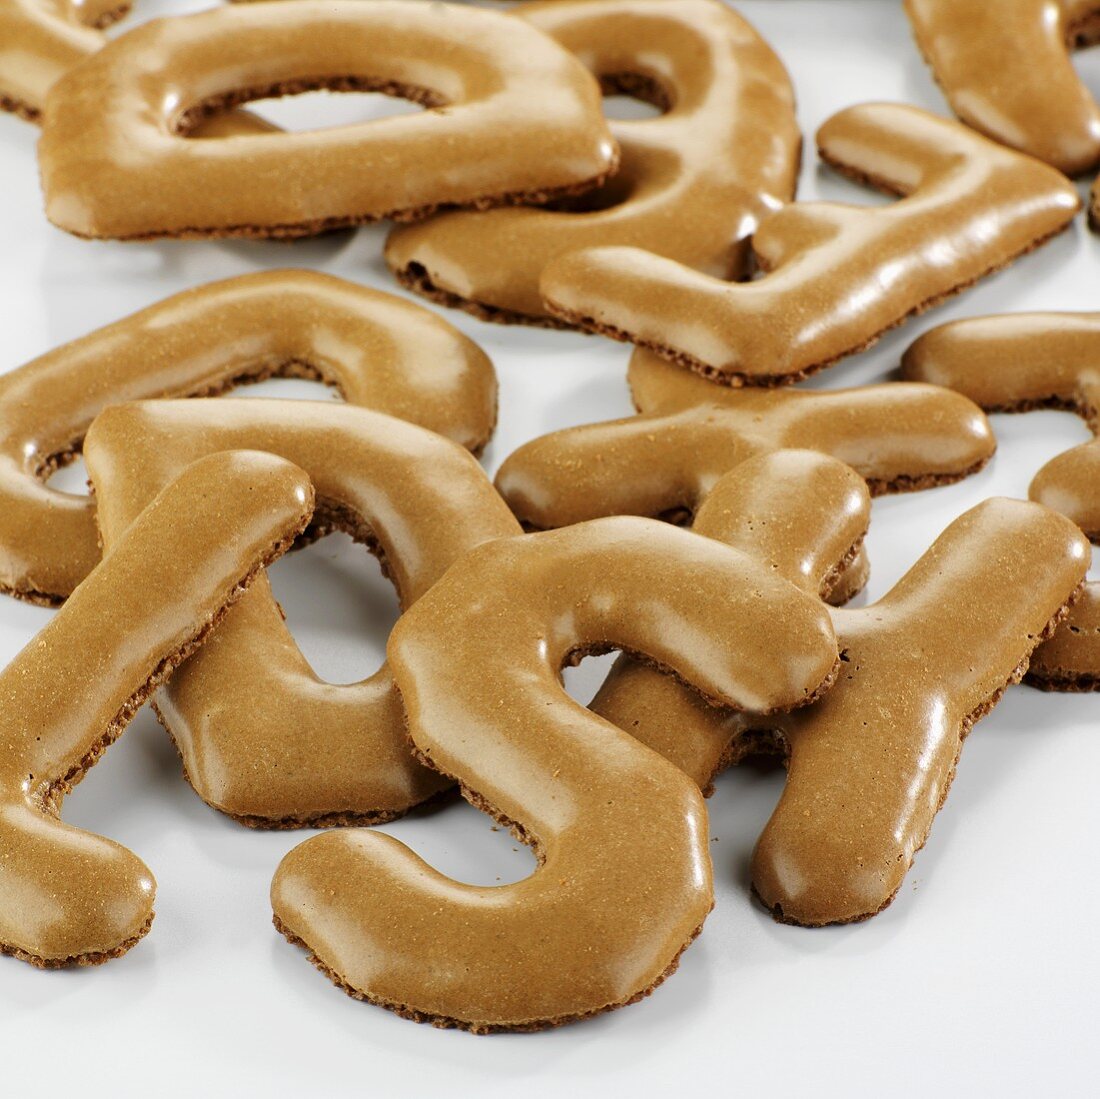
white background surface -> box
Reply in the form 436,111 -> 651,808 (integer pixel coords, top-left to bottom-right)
1,2 -> 1099,1095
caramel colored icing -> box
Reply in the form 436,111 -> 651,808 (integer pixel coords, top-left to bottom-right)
905,0 -> 1100,176
273,516 -> 839,1031
903,311 -> 1100,689
0,269 -> 496,606
539,102 -> 1080,385
38,0 -> 618,240
385,0 -> 799,326
496,347 -> 994,530
0,451 -> 313,966
592,468 -> 1088,926
0,0 -> 273,132
83,398 -> 520,827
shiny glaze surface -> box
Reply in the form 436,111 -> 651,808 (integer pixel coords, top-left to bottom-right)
905,0 -> 1100,175
0,269 -> 496,605
903,311 -> 1100,686
273,516 -> 839,1031
496,347 -> 993,529
385,0 -> 799,324
593,450 -> 869,788
83,398 -> 519,827
39,0 -> 618,240
0,451 -> 313,965
539,102 -> 1080,384
594,482 -> 1088,925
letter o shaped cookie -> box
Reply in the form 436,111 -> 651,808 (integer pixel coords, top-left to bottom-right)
38,0 -> 618,240
386,0 -> 799,325
273,516 -> 839,1031
0,269 -> 496,605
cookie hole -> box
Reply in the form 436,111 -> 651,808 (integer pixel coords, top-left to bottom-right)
45,453 -> 89,496
175,77 -> 440,137
562,652 -> 619,706
266,529 -> 399,686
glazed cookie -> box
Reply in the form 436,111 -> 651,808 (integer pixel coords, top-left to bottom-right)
385,0 -> 799,327
903,312 -> 1100,689
0,269 -> 496,605
540,103 -> 1079,385
0,0 -> 272,132
496,347 -> 994,530
593,472 -> 1087,925
38,0 -> 618,240
83,398 -> 520,828
906,0 -> 1100,177
272,516 -> 839,1031
0,450 -> 312,967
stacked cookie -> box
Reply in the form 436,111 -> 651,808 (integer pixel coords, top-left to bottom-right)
0,0 -> 1097,1036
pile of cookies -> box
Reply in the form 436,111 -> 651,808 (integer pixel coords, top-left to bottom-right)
0,0 -> 1098,1034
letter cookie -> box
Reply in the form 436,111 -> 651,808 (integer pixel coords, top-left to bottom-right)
903,312 -> 1100,689
385,0 -> 799,327
0,451 -> 313,967
905,0 -> 1100,177
592,473 -> 1087,925
272,517 -> 838,1031
38,0 -> 618,240
540,103 -> 1079,385
496,348 -> 994,530
83,398 -> 519,827
0,269 -> 496,605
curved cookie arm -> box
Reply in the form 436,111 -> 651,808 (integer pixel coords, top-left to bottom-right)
905,0 -> 1100,176
385,0 -> 798,325
904,311 -> 1100,689
0,269 -> 496,605
83,398 -> 520,828
272,516 -> 838,1032
38,1 -> 617,241
540,103 -> 1079,385
0,450 -> 313,967
591,451 -> 870,793
495,364 -> 993,529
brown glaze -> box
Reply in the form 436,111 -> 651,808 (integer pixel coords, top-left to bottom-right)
0,450 -> 313,967
272,516 -> 839,1031
593,450 -> 869,791
540,102 -> 1080,385
385,0 -> 799,326
83,398 -> 520,828
905,0 -> 1100,176
593,478 -> 1088,926
0,0 -> 274,132
38,0 -> 618,241
903,311 -> 1100,689
0,269 -> 496,606
496,347 -> 994,530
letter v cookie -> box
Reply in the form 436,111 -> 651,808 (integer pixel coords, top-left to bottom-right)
0,270 -> 496,606
540,103 -> 1079,385
84,398 -> 519,828
904,312 -> 1100,690
0,451 -> 312,967
594,466 -> 1087,926
272,517 -> 838,1032
496,347 -> 993,530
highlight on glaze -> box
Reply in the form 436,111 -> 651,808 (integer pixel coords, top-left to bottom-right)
495,346 -> 994,530
272,516 -> 839,1032
83,398 -> 520,828
905,0 -> 1100,176
903,311 -> 1100,689
38,0 -> 619,240
0,269 -> 497,606
539,102 -> 1080,385
0,451 -> 313,967
592,469 -> 1088,926
385,0 -> 799,326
